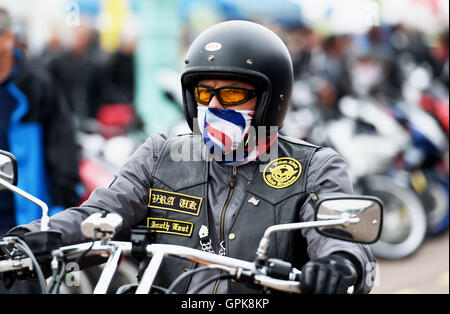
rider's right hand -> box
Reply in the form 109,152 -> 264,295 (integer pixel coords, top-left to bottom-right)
300,253 -> 359,294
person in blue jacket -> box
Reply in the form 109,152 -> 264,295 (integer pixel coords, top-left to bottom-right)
0,7 -> 80,237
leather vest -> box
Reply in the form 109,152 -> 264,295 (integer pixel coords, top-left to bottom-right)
141,134 -> 319,293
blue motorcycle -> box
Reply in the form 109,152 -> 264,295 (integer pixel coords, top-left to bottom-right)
390,103 -> 449,236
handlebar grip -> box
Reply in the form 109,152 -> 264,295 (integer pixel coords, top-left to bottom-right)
253,274 -> 302,293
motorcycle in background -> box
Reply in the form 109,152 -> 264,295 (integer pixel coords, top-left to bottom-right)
77,104 -> 146,203
71,104 -> 146,293
285,69 -> 448,259
304,96 -> 429,260
397,63 -> 450,236
388,101 -> 449,237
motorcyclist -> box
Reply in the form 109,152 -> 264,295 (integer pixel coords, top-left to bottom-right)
6,20 -> 375,294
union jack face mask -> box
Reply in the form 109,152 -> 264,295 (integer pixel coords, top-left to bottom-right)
197,107 -> 278,166
197,106 -> 253,153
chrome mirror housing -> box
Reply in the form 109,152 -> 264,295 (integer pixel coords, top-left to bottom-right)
315,195 -> 383,244
0,150 -> 18,189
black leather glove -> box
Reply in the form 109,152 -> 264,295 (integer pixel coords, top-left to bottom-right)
5,227 -> 30,240
300,253 -> 359,294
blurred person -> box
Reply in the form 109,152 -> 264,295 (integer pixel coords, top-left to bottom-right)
98,21 -> 138,111
46,18 -> 108,120
6,20 -> 375,295
10,20 -> 27,53
312,76 -> 341,121
0,7 -> 80,256
35,26 -> 64,69
430,30 -> 449,86
390,24 -> 445,83
314,34 -> 353,100
349,28 -> 404,103
286,24 -> 318,78
359,26 -> 406,100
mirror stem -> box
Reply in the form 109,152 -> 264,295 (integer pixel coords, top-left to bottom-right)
0,177 -> 50,231
255,218 -> 349,264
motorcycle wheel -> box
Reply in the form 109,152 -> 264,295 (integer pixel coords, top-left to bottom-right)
360,175 -> 427,259
423,174 -> 449,236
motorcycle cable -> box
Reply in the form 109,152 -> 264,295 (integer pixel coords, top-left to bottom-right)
51,239 -> 95,294
188,273 -> 234,294
47,260 -> 59,293
49,260 -> 66,294
166,265 -> 217,294
73,239 -> 96,268
13,237 -> 48,294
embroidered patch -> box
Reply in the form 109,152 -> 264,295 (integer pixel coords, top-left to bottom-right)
147,217 -> 194,237
148,189 -> 203,216
263,157 -> 302,189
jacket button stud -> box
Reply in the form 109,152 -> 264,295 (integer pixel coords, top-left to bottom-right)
228,233 -> 236,240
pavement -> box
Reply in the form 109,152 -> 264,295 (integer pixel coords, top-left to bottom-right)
371,230 -> 449,294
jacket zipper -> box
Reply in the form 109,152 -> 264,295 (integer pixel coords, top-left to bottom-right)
212,166 -> 237,294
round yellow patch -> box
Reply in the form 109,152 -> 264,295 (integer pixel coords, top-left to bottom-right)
263,157 -> 302,189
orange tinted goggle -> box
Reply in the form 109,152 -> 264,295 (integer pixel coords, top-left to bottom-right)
194,86 -> 257,106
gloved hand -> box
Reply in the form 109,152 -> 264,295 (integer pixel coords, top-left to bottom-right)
300,253 -> 359,294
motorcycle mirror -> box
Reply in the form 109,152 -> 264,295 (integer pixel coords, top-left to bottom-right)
315,195 -> 383,244
0,150 -> 50,231
0,150 -> 18,188
0,152 -> 62,253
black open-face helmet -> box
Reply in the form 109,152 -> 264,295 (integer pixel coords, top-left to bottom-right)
181,20 -> 294,132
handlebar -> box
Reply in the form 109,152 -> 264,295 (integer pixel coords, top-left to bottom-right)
1,210 -> 364,294
0,239 -> 304,294
56,241 -> 301,294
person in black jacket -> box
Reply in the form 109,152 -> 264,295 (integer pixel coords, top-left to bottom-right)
0,7 -> 80,239
45,20 -> 108,120
0,7 -> 81,293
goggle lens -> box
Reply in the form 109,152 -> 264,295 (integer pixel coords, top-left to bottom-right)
195,87 -> 212,104
194,86 -> 255,105
219,88 -> 248,104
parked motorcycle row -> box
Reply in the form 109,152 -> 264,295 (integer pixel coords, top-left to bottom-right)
283,60 -> 449,260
